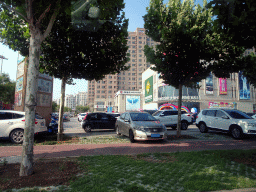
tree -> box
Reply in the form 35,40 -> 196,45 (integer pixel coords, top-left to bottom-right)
64,106 -> 72,112
143,0 -> 220,136
0,73 -> 15,104
40,0 -> 129,141
208,0 -> 256,49
76,105 -> 90,113
52,101 -> 58,112
207,0 -> 256,85
0,0 -> 78,176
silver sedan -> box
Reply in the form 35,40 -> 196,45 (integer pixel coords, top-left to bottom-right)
115,111 -> 168,143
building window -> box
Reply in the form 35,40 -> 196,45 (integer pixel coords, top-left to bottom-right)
128,73 -> 131,76
97,90 -> 100,93
109,81 -> 112,84
132,50 -> 136,53
139,59 -> 142,62
139,73 -> 142,76
139,36 -> 142,39
109,76 -> 112,79
139,46 -> 142,48
102,86 -> 105,88
132,64 -> 136,66
102,91 -> 105,93
108,90 -> 112,93
97,95 -> 100,98
101,96 -> 105,98
108,86 -> 112,88
123,72 -> 125,75
97,86 -> 100,88
139,50 -> 142,53
132,78 -> 136,80
123,77 -> 125,80
132,59 -> 136,62
132,46 -> 136,48
132,87 -> 136,90
132,73 -> 136,76
132,41 -> 136,44
132,37 -> 136,39
132,68 -> 136,71
139,41 -> 142,44
132,55 -> 136,57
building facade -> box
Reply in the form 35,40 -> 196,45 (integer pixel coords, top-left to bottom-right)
64,94 -> 76,110
75,92 -> 87,106
140,67 -> 256,113
87,28 -> 157,112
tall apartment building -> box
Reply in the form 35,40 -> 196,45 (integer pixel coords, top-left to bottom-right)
65,94 -> 76,110
75,92 -> 87,106
87,28 -> 157,112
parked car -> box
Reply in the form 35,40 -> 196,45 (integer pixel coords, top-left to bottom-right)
196,108 -> 256,139
78,113 -> 88,122
63,114 -> 70,121
107,112 -> 120,119
152,110 -> 192,130
115,111 -> 167,143
0,110 -> 48,144
81,112 -> 117,132
140,110 -> 158,115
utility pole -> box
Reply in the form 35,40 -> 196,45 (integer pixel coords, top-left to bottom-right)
0,55 -> 8,75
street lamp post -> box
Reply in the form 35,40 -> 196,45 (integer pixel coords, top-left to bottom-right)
0,55 -> 8,75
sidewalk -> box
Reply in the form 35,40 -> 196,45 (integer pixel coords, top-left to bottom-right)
1,139 -> 256,164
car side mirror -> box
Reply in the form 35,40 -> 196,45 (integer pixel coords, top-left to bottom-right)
221,116 -> 229,119
125,119 -> 130,122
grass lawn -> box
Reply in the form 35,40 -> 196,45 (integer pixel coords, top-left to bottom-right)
1,149 -> 256,192
68,150 -> 256,192
6,149 -> 256,192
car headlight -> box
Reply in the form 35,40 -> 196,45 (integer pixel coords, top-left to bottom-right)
134,127 -> 147,132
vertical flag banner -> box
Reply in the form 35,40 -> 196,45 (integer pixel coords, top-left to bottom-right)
219,78 -> 227,95
239,72 -> 250,99
205,72 -> 213,94
145,76 -> 153,103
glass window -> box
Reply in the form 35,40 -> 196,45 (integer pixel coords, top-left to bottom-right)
132,37 -> 136,39
216,110 -> 226,118
223,110 -> 252,119
206,110 -> 216,117
130,113 -> 156,121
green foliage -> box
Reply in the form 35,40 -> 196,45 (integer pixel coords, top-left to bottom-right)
64,106 -> 72,112
40,1 -> 129,82
208,0 -> 256,49
143,0 -> 218,88
52,101 -> 58,112
76,105 -> 90,113
0,73 -> 15,104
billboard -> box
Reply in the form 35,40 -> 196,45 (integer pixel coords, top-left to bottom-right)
239,71 -> 250,100
16,77 -> 23,92
145,76 -> 153,103
219,78 -> 227,95
158,85 -> 199,101
209,102 -> 235,108
205,72 -> 213,94
126,95 -> 140,111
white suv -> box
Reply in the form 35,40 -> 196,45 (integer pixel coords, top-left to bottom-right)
152,110 -> 193,130
0,110 -> 48,144
196,108 -> 256,139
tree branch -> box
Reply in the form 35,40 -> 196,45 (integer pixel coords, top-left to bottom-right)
0,0 -> 29,23
36,3 -> 51,27
42,0 -> 61,41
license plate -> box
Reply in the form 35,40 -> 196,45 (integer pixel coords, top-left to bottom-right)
151,134 -> 160,138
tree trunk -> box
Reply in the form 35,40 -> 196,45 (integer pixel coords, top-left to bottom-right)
57,77 -> 66,141
20,30 -> 42,176
177,83 -> 182,137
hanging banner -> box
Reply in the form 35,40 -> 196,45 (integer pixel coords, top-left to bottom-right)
219,78 -> 227,95
145,76 -> 153,103
205,72 -> 213,94
239,71 -> 250,100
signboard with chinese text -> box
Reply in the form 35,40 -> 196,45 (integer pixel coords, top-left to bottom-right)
219,78 -> 227,95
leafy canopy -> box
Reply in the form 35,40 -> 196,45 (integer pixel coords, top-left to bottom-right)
143,0 -> 219,88
0,73 -> 15,104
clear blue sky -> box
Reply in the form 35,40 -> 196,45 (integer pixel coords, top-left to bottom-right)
0,0 -> 207,100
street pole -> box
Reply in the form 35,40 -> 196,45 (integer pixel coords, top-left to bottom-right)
0,55 -> 8,75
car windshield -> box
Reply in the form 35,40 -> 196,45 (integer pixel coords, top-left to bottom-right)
152,111 -> 162,116
223,110 -> 253,119
130,113 -> 157,121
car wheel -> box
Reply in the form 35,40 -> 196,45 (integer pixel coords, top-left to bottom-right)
181,121 -> 188,130
116,126 -> 121,135
10,129 -> 24,144
129,129 -> 135,143
84,125 -> 92,132
231,126 -> 243,139
199,123 -> 208,133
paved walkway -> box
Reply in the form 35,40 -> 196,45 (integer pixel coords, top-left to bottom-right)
1,139 -> 256,164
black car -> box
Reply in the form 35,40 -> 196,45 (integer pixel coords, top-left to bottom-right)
82,112 -> 117,132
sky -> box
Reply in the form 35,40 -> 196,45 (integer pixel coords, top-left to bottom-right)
0,0 -> 207,100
